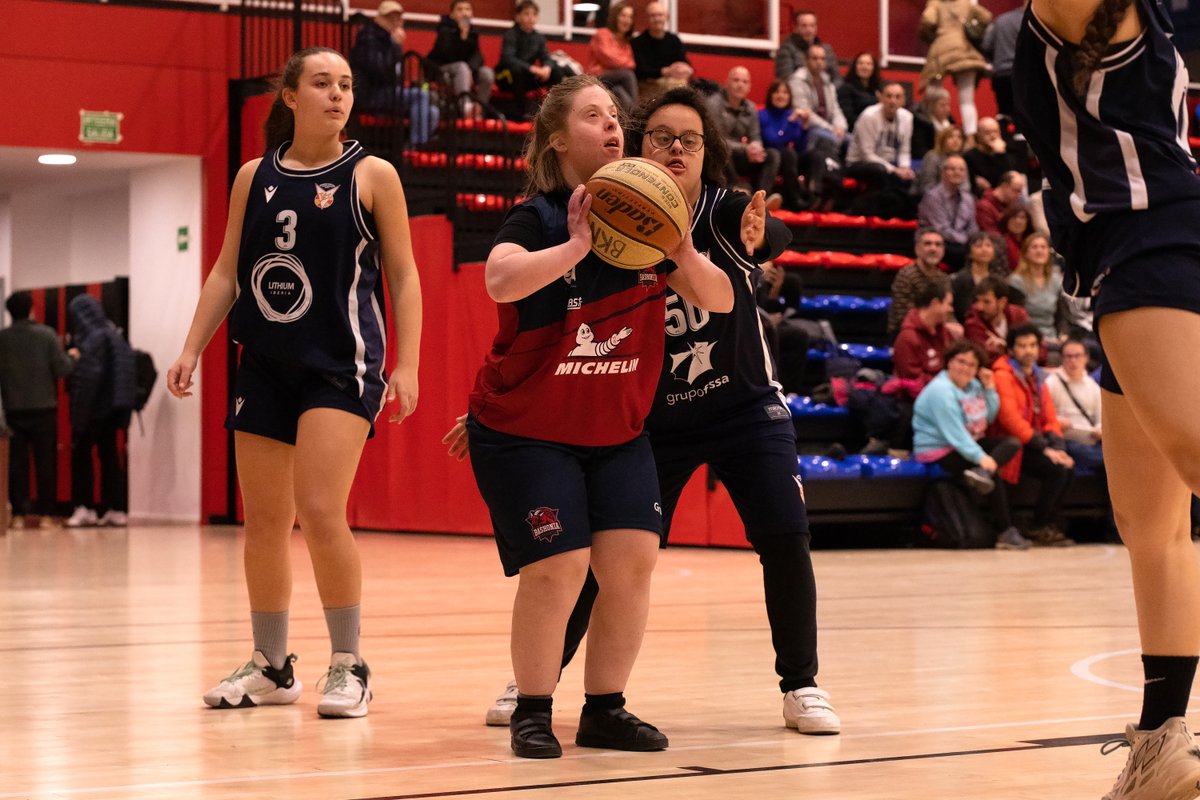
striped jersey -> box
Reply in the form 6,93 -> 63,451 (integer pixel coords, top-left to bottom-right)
1013,0 -> 1200,295
646,184 -> 791,434
229,141 -> 387,400
468,191 -> 675,447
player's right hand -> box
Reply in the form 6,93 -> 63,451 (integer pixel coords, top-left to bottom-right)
442,413 -> 469,461
167,353 -> 198,399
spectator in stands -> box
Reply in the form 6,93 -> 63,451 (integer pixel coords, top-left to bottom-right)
426,0 -> 494,117
632,1 -> 692,102
1000,203 -> 1031,270
964,117 -> 1017,195
989,323 -> 1075,546
350,0 -> 440,144
587,0 -> 638,111
756,261 -> 811,393
951,232 -> 1007,322
913,125 -> 966,198
976,170 -> 1027,235
912,339 -> 1028,549
775,10 -> 841,85
496,0 -> 566,121
981,1 -> 1025,118
759,80 -> 811,211
787,45 -> 848,150
709,67 -> 781,200
0,291 -> 76,528
893,280 -> 958,390
1008,232 -> 1065,347
1048,338 -> 1103,474
846,81 -> 915,194
964,275 -> 1032,362
888,226 -> 948,337
911,85 -> 956,160
837,52 -> 881,131
918,0 -> 992,137
919,154 -> 977,270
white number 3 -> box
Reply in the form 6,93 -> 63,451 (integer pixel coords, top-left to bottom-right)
275,210 -> 297,250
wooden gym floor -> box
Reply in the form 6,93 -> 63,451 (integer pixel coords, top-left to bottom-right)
0,525 -> 1172,799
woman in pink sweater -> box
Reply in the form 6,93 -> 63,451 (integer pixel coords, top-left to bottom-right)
587,2 -> 637,110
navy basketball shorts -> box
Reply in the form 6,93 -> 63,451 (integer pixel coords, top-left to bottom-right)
649,401 -> 809,544
465,414 -> 664,577
226,348 -> 385,445
1094,245 -> 1200,395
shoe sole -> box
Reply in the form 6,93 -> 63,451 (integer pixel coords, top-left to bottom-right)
995,541 -> 1031,551
575,733 -> 669,751
785,719 -> 841,735
486,707 -> 514,727
204,681 -> 303,709
511,741 -> 563,758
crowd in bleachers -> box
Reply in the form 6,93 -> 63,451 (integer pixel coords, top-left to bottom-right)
348,0 -> 1122,547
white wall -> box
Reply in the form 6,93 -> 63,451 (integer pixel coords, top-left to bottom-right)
127,158 -> 202,523
10,187 -> 130,289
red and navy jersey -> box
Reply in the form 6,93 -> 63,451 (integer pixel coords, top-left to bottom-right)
1013,1 -> 1200,296
469,191 -> 675,446
646,184 -> 791,434
229,141 -> 387,403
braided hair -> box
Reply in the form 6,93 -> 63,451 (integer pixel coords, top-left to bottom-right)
1072,0 -> 1135,97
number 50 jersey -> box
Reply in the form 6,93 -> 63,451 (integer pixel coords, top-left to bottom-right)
229,141 -> 386,400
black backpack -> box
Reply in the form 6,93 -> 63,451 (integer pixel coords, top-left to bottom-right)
920,480 -> 995,549
133,349 -> 157,412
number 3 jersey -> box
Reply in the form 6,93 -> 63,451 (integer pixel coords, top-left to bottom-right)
646,184 -> 792,436
229,141 -> 386,400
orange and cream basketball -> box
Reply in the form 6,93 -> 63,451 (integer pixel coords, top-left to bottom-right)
585,158 -> 690,269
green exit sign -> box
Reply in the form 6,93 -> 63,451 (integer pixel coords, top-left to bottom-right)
79,110 -> 124,144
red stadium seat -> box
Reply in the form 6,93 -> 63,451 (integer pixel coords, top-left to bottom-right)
814,212 -> 870,228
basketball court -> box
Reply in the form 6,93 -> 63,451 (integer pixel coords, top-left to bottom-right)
0,525 -> 1159,799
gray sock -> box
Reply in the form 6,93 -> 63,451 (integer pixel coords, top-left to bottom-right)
324,604 -> 361,662
250,611 -> 289,670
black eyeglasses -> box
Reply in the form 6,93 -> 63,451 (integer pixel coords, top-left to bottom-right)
647,128 -> 705,152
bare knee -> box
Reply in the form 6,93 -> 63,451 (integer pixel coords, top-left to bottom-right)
294,496 -> 349,540
518,554 -> 589,603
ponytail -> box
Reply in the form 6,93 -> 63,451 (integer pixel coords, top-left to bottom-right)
263,47 -> 347,151
1073,0 -> 1135,97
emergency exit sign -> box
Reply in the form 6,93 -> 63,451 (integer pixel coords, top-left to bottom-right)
79,110 -> 123,144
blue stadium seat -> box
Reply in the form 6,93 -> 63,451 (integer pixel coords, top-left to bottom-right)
806,343 -> 893,366
850,455 -> 931,478
786,395 -> 849,418
796,455 -> 864,480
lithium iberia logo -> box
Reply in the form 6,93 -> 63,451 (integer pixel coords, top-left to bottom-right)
526,507 -> 562,543
555,323 -> 640,376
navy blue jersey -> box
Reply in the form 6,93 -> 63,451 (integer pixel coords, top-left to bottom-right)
468,191 -> 675,447
646,184 -> 791,435
229,141 -> 386,403
1013,1 -> 1200,295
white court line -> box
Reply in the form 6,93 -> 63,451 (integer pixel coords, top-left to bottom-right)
0,710 -> 1154,798
1071,648 -> 1143,693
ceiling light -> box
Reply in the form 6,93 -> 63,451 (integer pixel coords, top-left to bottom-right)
38,154 -> 77,165
574,3 -> 600,11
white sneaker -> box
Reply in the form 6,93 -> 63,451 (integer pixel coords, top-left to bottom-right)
1102,717 -> 1200,800
317,652 -> 372,718
485,679 -> 518,726
783,687 -> 841,735
203,651 -> 301,709
65,506 -> 98,528
99,510 -> 128,527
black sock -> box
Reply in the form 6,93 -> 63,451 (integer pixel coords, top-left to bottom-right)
514,694 -> 553,716
583,692 -> 625,712
1139,655 -> 1198,731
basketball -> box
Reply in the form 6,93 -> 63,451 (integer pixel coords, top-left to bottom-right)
585,158 -> 690,270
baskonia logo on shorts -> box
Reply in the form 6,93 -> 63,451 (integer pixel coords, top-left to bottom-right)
526,507 -> 562,543
554,323 -> 640,376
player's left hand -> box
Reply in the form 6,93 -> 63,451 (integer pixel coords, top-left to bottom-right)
741,190 -> 766,256
387,365 -> 419,423
442,413 -> 469,460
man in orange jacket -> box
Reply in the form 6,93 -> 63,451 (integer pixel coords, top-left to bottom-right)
988,323 -> 1076,546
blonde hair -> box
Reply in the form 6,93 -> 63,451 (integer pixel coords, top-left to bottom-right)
933,125 -> 965,156
1014,233 -> 1054,283
522,74 -> 620,196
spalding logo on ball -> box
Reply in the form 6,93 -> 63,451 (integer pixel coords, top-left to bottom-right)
586,158 -> 690,269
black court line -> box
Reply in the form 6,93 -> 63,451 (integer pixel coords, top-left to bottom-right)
350,739 -> 1097,800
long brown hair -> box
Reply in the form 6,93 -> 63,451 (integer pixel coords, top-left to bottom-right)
1073,0 -> 1135,96
523,74 -> 621,196
263,47 -> 348,151
1015,232 -> 1054,283
606,1 -> 633,42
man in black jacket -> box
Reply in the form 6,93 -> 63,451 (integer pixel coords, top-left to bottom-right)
426,0 -> 494,112
495,0 -> 565,121
631,1 -> 692,102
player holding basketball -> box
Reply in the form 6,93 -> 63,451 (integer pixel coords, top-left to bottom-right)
1015,2 -> 1200,797
466,74 -> 732,758
166,48 -> 422,718
463,86 -> 839,735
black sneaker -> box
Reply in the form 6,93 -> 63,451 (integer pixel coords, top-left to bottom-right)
575,705 -> 669,751
510,710 -> 562,758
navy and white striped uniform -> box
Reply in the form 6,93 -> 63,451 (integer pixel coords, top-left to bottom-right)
1013,0 -> 1200,299
227,141 -> 388,441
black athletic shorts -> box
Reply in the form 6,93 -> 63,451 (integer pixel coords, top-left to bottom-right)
466,414 -> 664,577
648,400 -> 809,544
1094,246 -> 1200,395
226,347 -> 383,444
